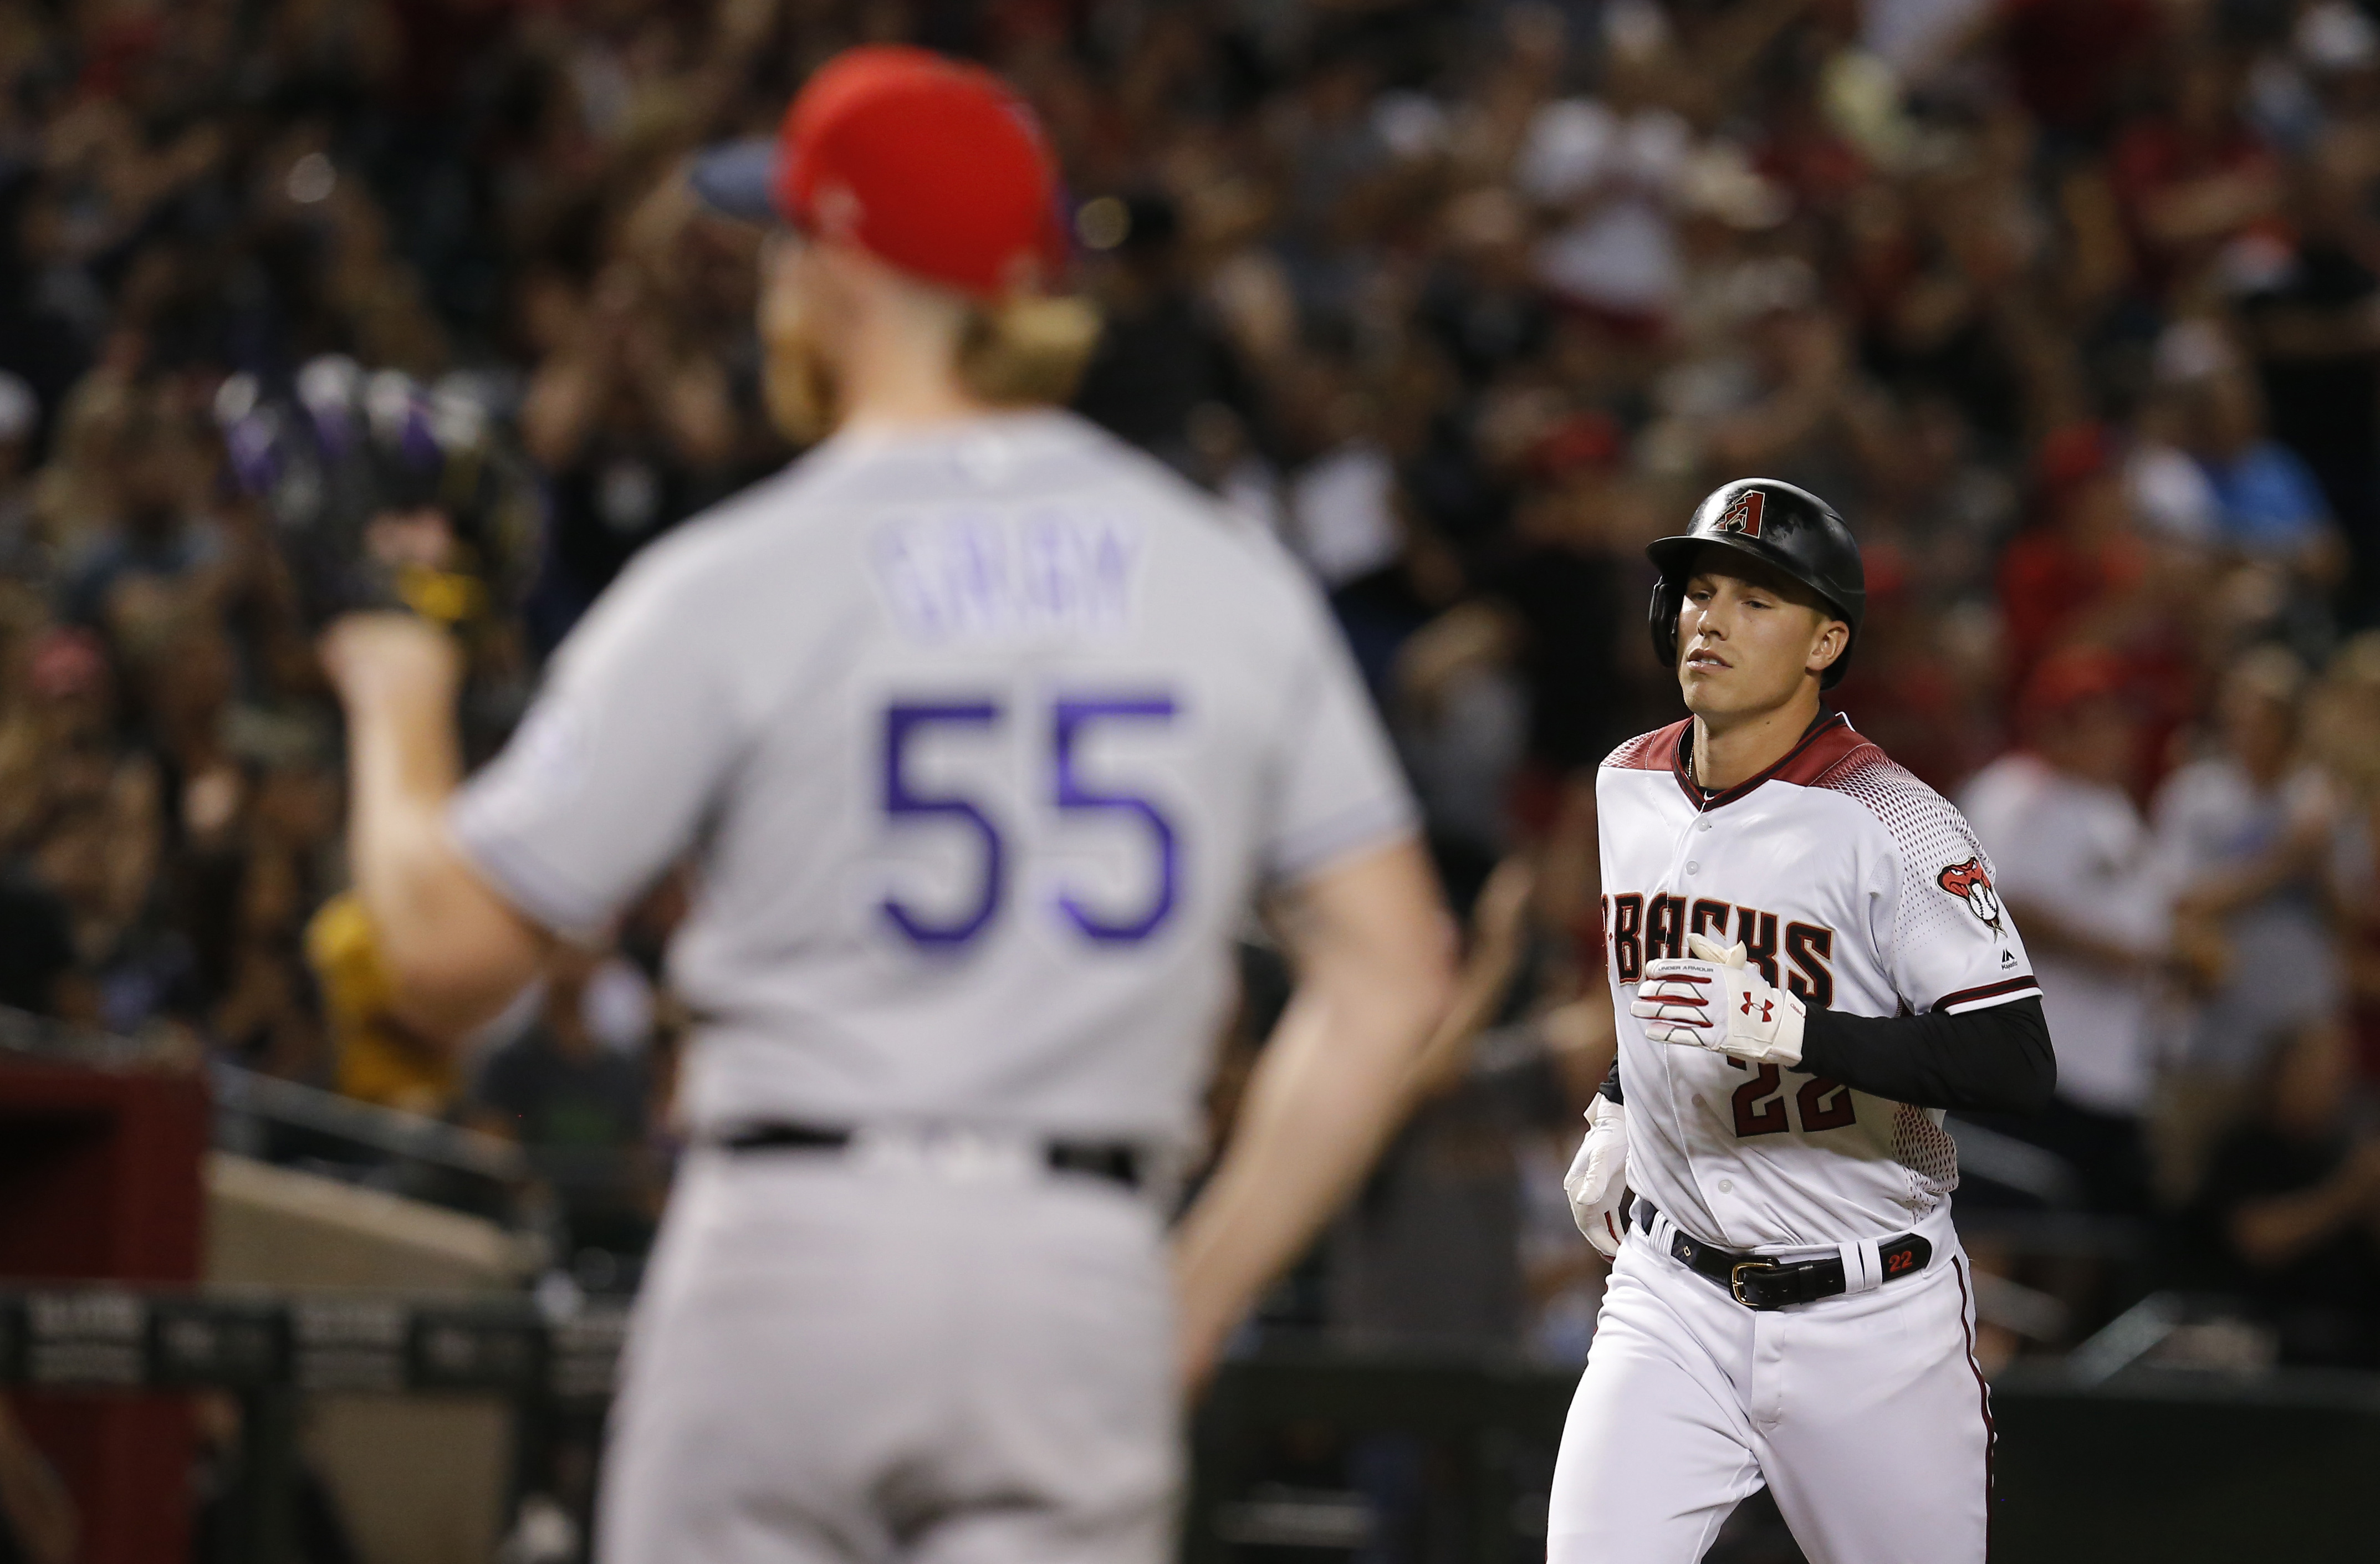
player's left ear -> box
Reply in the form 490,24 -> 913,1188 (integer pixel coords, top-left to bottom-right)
1806,616 -> 1849,678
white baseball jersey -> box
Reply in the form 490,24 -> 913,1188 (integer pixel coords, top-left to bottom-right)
450,408 -> 1417,1150
1598,714 -> 2040,1250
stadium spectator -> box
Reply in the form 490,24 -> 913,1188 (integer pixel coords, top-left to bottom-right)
1069,192 -> 1257,476
55,401 -> 224,641
2178,364 -> 2346,593
469,944 -> 659,1258
1326,857 -> 1562,1352
2192,1019 -> 2380,1368
520,259 -> 738,641
1482,413 -> 1638,778
2107,48 -> 2284,293
2313,633 -> 2380,1083
1994,425 -> 2146,713
1963,648 -> 2170,1214
2238,139 -> 2380,589
197,780 -> 335,1081
1389,414 -> 1635,896
2154,647 -> 2343,1186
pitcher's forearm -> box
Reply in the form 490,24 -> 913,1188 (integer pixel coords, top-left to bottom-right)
345,676 -> 467,957
328,619 -> 545,1037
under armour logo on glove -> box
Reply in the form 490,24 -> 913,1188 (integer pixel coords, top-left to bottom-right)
1635,933 -> 1806,1067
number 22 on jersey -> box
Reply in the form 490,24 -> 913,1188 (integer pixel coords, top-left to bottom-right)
879,694 -> 1179,950
1729,1062 -> 1857,1137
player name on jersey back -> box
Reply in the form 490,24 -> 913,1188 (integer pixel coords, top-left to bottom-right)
870,503 -> 1143,645
1597,715 -> 2039,1251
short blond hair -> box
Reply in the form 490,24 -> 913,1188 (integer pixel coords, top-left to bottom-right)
759,254 -> 1102,444
956,294 -> 1103,407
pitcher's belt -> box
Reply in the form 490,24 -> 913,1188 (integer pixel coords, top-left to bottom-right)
1637,1199 -> 1932,1310
717,1120 -> 1142,1192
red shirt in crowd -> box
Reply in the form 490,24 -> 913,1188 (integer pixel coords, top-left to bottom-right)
2001,0 -> 2162,141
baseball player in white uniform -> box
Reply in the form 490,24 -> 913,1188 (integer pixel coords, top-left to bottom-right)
1551,479 -> 2057,1563
316,46 -> 1454,1564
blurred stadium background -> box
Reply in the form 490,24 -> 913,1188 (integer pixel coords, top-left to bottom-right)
6,0 -> 2380,1558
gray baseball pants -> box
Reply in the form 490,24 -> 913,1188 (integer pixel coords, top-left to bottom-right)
597,1139 -> 1179,1564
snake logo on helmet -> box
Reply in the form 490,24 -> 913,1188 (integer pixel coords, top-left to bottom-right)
1715,488 -> 1766,538
1646,478 -> 1865,690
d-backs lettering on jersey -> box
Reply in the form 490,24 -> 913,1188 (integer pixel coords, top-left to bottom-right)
1598,714 -> 2039,1251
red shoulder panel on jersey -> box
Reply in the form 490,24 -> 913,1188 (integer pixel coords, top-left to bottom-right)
1602,719 -> 1689,772
1769,713 -> 1876,788
1672,712 -> 1871,808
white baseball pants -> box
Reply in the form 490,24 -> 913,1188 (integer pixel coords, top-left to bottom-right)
1547,1211 -> 1993,1563
597,1144 -> 1179,1564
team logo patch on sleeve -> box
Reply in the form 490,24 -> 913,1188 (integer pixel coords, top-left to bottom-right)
1935,857 -> 2003,929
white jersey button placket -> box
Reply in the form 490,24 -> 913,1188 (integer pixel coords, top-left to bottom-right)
1687,799 -> 1740,1233
1678,802 -> 1718,881
1671,806 -> 1703,885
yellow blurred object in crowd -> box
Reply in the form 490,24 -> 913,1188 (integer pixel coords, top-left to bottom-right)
306,891 -> 458,1116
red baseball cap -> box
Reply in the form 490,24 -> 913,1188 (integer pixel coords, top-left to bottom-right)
690,46 -> 1069,299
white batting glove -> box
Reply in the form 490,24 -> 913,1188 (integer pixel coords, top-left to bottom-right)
1633,932 -> 1805,1067
1562,1095 -> 1629,1258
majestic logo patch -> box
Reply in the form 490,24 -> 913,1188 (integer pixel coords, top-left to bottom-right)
1937,857 -> 2003,929
1715,489 -> 1767,539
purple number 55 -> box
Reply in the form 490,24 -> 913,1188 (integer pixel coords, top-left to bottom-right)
1054,698 -> 1178,942
880,702 -> 1004,947
880,694 -> 1179,950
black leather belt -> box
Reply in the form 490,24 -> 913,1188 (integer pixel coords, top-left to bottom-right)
1639,1200 -> 1931,1311
719,1121 -> 1143,1192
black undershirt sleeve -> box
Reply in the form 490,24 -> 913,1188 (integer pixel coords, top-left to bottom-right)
1795,996 -> 2055,1116
1599,1060 -> 1623,1105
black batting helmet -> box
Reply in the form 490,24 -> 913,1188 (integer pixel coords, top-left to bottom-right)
1646,478 -> 1865,689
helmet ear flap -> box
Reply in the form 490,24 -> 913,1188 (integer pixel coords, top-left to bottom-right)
1647,576 -> 1683,674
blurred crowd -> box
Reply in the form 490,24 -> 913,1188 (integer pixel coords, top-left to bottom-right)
9,0 -> 2380,1379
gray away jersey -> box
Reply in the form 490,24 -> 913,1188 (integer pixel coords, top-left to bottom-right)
451,410 -> 1417,1149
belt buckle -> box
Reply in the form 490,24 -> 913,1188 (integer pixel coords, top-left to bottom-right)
1729,1259 -> 1783,1307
